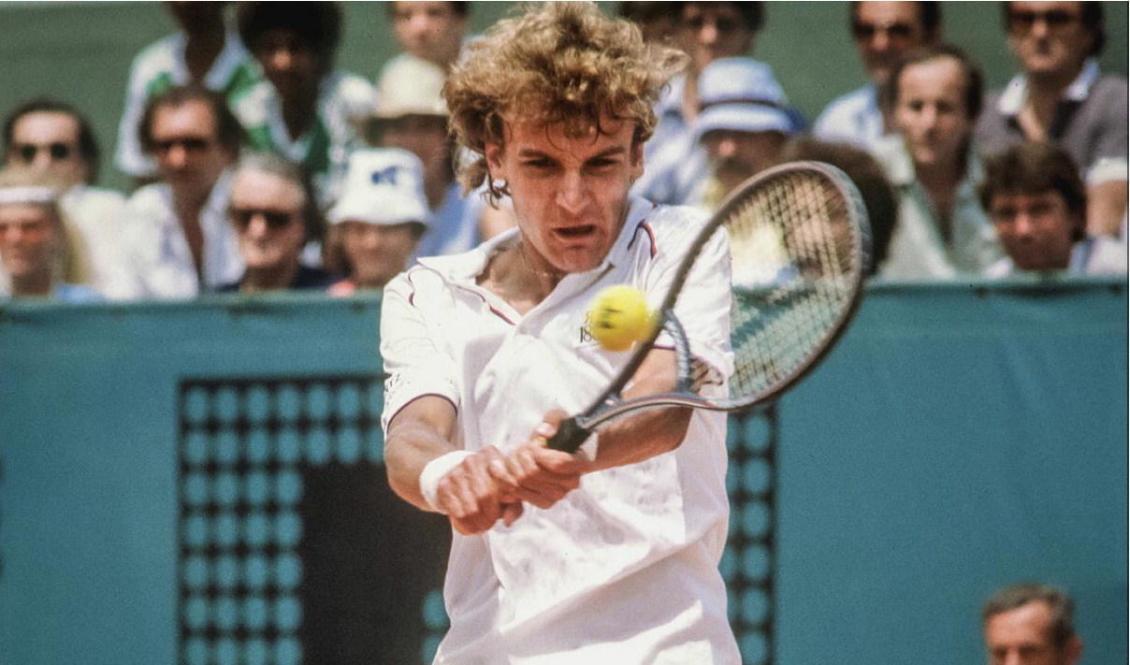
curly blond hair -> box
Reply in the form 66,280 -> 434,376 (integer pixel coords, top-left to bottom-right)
444,2 -> 686,204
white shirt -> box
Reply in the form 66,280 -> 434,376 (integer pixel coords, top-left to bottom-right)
985,235 -> 1128,278
872,135 -> 1004,280
380,198 -> 740,664
813,83 -> 885,148
105,172 -> 243,300
60,185 -> 128,295
115,30 -> 258,178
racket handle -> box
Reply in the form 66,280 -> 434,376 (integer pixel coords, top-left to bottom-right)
545,417 -> 590,453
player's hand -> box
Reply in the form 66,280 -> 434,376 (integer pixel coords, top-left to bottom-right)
487,411 -> 592,511
433,446 -> 523,535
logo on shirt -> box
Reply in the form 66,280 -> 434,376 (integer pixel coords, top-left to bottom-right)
579,312 -> 595,345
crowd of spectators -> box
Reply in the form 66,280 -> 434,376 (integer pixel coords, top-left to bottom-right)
0,0 -> 1125,302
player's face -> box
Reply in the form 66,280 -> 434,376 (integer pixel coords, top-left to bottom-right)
892,56 -> 972,171
989,191 -> 1079,271
702,129 -> 786,182
150,100 -> 233,201
486,116 -> 644,275
338,221 -> 420,288
679,3 -> 754,73
8,111 -> 88,187
983,601 -> 1080,665
228,169 -> 307,272
391,1 -> 466,67
1006,2 -> 1093,78
0,203 -> 58,281
254,29 -> 321,103
852,2 -> 930,84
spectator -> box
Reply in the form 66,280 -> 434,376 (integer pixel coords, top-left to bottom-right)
381,1 -> 468,73
685,58 -> 799,211
634,1 -> 762,204
234,1 -> 377,207
975,1 -> 1127,237
814,1 -> 941,147
115,2 -> 259,181
981,142 -> 1126,276
2,99 -> 126,295
219,152 -> 335,293
325,148 -> 429,295
618,1 -> 678,47
872,44 -> 1004,279
0,168 -> 100,302
982,583 -> 1083,665
107,86 -> 244,299
369,55 -> 481,257
779,137 -> 899,275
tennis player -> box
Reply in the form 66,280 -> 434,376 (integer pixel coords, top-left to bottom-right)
380,3 -> 740,662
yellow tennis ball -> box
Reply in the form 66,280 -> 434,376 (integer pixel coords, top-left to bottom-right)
588,285 -> 654,352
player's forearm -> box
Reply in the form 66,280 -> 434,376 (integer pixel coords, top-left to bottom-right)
587,405 -> 693,471
384,398 -> 459,512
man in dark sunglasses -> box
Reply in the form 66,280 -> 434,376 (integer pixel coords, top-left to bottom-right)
813,1 -> 941,147
975,1 -> 1127,238
1,98 -> 128,297
105,86 -> 245,300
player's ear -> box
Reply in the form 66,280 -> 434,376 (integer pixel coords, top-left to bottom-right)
484,141 -> 507,181
629,136 -> 644,180
1065,635 -> 1083,664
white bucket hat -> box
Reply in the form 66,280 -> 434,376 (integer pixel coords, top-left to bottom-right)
328,148 -> 430,230
694,58 -> 798,142
374,54 -> 449,121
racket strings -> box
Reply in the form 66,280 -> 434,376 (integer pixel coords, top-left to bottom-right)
723,171 -> 860,401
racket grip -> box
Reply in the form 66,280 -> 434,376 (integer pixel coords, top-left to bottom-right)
545,417 -> 591,453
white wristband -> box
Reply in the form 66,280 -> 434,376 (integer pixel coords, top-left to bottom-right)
419,450 -> 473,513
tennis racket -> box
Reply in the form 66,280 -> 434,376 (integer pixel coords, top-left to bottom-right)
547,160 -> 872,452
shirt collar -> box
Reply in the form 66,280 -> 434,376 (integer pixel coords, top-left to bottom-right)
997,58 -> 1101,115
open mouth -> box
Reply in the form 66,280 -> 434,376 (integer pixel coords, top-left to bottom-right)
553,225 -> 596,240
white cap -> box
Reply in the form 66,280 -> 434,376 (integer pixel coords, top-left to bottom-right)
374,54 -> 448,120
328,148 -> 430,229
694,58 -> 798,142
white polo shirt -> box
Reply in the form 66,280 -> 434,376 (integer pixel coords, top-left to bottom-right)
380,197 -> 740,664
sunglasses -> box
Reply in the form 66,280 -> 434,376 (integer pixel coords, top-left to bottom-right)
229,207 -> 299,230
852,21 -> 916,41
13,142 -> 75,163
152,137 -> 212,154
1008,9 -> 1080,32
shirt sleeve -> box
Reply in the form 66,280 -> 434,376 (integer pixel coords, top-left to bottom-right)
644,208 -> 735,385
379,269 -> 461,432
1085,77 -> 1129,184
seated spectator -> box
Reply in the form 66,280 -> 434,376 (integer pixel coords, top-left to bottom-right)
975,1 -> 1127,237
872,44 -> 1004,279
814,1 -> 941,147
634,1 -> 762,205
0,168 -> 100,302
778,137 -> 899,276
982,583 -> 1083,665
2,98 -> 125,295
379,1 -> 468,74
220,153 -> 335,293
981,142 -> 1126,276
324,148 -> 429,295
686,58 -> 800,211
115,2 -> 259,181
107,86 -> 244,299
618,2 -> 678,47
234,1 -> 377,207
369,55 -> 480,257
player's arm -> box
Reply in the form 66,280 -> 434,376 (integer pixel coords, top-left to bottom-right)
385,396 -> 521,534
488,348 -> 691,507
